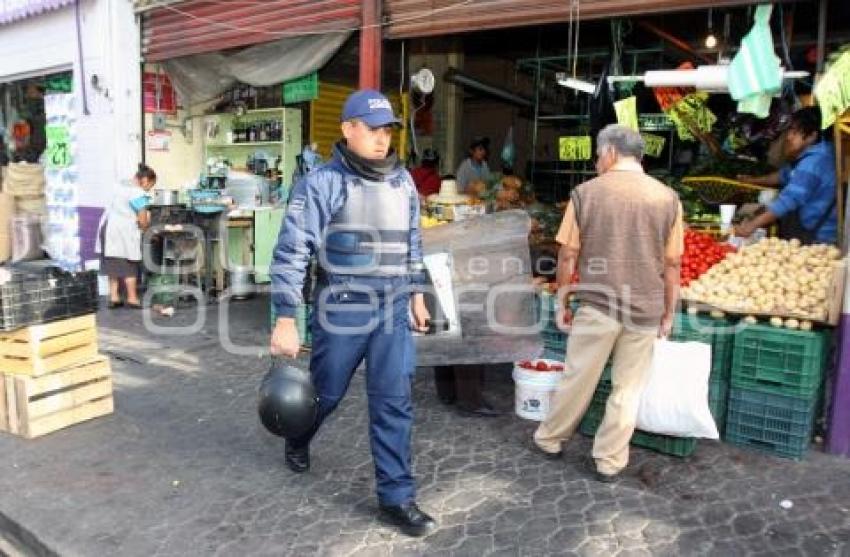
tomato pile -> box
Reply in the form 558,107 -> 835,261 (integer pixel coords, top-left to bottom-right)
681,229 -> 736,286
517,360 -> 564,372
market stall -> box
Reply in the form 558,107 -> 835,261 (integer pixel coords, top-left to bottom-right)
395,2 -> 850,461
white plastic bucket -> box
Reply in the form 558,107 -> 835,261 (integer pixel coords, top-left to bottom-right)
512,359 -> 565,421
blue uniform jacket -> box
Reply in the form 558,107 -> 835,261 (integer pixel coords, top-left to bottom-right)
769,140 -> 837,244
271,152 -> 425,319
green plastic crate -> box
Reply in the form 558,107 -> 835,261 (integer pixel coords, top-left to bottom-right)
709,378 -> 728,434
725,387 -> 817,460
730,324 -> 830,397
541,329 -> 567,354
671,313 -> 735,380
147,273 -> 178,306
580,381 -> 698,457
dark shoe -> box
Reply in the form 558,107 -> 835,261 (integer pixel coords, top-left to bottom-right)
107,300 -> 124,309
126,302 -> 143,310
284,441 -> 310,473
437,394 -> 456,405
379,501 -> 437,537
530,440 -> 563,460
457,400 -> 503,418
583,457 -> 619,483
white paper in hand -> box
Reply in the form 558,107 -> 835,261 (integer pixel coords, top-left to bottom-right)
636,339 -> 719,439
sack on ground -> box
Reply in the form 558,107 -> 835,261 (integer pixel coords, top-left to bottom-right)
636,339 -> 719,439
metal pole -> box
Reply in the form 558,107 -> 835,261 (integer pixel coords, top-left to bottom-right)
359,0 -> 382,90
816,0 -> 828,75
531,33 -> 541,186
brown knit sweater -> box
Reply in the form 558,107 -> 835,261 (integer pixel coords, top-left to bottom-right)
570,169 -> 681,328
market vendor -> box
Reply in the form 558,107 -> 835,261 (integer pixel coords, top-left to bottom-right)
734,107 -> 836,245
410,148 -> 441,197
96,164 -> 156,309
455,136 -> 491,193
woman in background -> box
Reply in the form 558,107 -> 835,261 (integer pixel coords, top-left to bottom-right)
96,164 -> 156,309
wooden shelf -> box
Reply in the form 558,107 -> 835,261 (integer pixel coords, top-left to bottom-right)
207,141 -> 284,147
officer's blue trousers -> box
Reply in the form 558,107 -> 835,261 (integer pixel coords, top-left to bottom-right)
290,281 -> 416,506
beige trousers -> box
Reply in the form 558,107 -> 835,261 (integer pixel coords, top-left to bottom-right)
534,306 -> 656,475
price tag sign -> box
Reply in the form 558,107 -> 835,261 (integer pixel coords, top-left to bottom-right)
641,133 -> 666,158
815,51 -> 850,129
558,136 -> 592,161
46,125 -> 72,169
614,96 -> 639,131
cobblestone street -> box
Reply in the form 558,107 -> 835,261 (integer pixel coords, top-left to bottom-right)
0,297 -> 848,556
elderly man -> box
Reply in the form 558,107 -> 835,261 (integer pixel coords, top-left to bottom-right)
532,124 -> 683,482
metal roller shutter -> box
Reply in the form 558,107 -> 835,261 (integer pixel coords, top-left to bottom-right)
310,82 -> 402,159
384,0 -> 766,39
142,0 -> 360,62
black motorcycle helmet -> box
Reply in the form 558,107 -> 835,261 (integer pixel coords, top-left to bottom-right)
258,362 -> 318,439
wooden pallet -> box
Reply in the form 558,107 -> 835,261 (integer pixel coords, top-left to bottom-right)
0,355 -> 113,438
0,315 -> 98,377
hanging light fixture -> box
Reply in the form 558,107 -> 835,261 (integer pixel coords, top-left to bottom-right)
705,8 -> 718,49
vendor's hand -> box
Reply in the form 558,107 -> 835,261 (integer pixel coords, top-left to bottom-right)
270,318 -> 300,358
733,221 -> 757,238
658,312 -> 674,339
411,293 -> 430,332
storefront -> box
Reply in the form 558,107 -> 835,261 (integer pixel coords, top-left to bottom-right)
385,1 -> 850,460
0,0 -> 142,272
134,0 -> 386,309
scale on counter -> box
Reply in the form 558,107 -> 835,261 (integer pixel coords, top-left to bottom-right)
415,251 -> 461,338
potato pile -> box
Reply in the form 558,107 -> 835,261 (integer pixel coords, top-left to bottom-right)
682,238 -> 841,321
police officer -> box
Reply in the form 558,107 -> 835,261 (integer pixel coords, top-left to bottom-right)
269,90 -> 437,537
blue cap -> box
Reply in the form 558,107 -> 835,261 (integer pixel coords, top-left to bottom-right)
341,89 -> 401,128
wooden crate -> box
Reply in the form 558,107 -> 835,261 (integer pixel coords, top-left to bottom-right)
0,314 -> 98,377
0,355 -> 113,438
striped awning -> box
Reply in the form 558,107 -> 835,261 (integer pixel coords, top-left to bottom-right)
0,0 -> 74,25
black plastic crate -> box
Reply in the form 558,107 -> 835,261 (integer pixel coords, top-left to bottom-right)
0,269 -> 98,331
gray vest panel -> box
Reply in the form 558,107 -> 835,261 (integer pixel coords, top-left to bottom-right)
321,175 -> 412,276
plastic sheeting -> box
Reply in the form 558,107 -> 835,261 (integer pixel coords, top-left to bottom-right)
415,210 -> 543,366
162,32 -> 352,105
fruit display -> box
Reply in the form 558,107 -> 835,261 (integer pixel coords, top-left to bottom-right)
420,215 -> 443,228
682,238 -> 842,322
681,229 -> 737,286
517,360 -> 564,372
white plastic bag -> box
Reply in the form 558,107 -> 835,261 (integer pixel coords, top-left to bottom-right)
636,339 -> 719,439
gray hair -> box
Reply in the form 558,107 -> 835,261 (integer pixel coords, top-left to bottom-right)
596,124 -> 644,160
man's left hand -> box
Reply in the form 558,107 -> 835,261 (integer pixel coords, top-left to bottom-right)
658,312 -> 674,338
411,293 -> 431,332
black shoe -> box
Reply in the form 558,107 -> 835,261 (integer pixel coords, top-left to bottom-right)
583,457 -> 619,483
457,400 -> 503,418
107,300 -> 124,309
531,440 -> 563,460
437,394 -> 456,405
285,441 -> 310,473
379,501 -> 437,537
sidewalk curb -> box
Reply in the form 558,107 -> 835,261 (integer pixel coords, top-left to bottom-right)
0,511 -> 58,557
